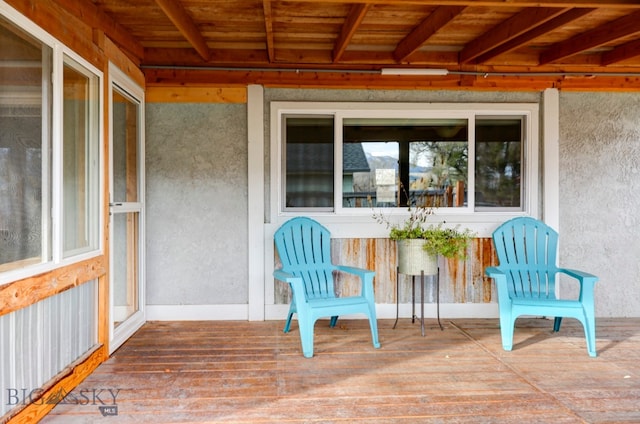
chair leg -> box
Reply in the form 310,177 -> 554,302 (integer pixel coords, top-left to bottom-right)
366,301 -> 380,349
284,302 -> 296,333
369,317 -> 380,349
284,312 -> 294,333
500,315 -> 515,351
583,314 -> 597,357
553,317 -> 563,332
329,316 -> 339,327
299,317 -> 315,358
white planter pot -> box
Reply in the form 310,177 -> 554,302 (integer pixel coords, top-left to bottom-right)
397,239 -> 438,275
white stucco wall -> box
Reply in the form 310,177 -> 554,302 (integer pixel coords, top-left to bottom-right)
142,89 -> 640,319
145,103 -> 248,307
560,92 -> 640,317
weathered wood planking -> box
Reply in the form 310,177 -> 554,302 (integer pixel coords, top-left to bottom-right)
42,318 -> 640,423
274,238 -> 497,305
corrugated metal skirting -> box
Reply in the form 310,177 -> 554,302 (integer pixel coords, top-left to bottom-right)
0,279 -> 98,418
275,238 -> 498,304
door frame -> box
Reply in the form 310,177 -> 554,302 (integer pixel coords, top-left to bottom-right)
108,62 -> 146,353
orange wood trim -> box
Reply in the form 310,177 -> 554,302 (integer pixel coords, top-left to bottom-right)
146,86 -> 248,103
6,0 -> 106,69
144,69 -> 640,92
5,346 -> 108,424
104,37 -> 145,88
100,62 -> 112,353
0,256 -> 107,317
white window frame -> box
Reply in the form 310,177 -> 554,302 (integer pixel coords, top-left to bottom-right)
58,52 -> 102,260
270,101 -> 539,237
0,3 -> 103,286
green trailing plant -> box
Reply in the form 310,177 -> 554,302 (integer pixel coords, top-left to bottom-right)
419,223 -> 475,259
373,205 -> 475,260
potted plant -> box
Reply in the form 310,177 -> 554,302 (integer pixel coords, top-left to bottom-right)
374,205 -> 474,275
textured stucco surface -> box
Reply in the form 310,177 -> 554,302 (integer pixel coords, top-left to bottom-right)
560,92 -> 640,317
142,90 -> 640,317
145,103 -> 248,305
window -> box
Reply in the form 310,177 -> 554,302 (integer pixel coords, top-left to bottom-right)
62,56 -> 100,257
475,117 -> 522,210
0,15 -> 52,272
343,118 -> 469,208
284,115 -> 334,209
0,10 -> 102,282
275,103 -> 537,216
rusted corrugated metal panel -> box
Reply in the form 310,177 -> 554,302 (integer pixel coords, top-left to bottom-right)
273,237 -> 498,305
273,249 -> 291,304
478,238 -> 499,303
333,238 -> 396,303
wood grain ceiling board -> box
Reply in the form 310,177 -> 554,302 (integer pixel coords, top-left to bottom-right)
84,0 -> 640,76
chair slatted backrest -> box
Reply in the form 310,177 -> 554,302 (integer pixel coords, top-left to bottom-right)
274,217 -> 336,300
492,217 -> 560,299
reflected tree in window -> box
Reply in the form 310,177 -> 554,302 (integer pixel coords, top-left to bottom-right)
475,118 -> 522,208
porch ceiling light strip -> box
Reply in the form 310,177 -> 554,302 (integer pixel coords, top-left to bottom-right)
380,68 -> 449,76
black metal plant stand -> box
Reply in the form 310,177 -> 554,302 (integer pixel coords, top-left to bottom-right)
393,266 -> 443,336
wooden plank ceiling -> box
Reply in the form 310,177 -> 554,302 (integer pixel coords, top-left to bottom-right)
86,0 -> 640,88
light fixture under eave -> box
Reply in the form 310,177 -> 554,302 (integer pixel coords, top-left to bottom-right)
380,68 -> 449,76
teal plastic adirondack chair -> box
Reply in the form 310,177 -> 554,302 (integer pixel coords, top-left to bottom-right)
485,217 -> 598,357
273,217 -> 380,358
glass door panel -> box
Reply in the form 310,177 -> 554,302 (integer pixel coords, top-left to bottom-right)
112,212 -> 139,327
109,65 -> 145,353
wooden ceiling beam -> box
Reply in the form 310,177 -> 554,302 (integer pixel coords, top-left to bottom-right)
153,0 -> 211,61
539,10 -> 640,65
52,0 -> 144,60
333,3 -> 371,63
263,0 -> 275,63
473,8 -> 595,64
258,0 -> 640,7
393,6 -> 465,62
459,7 -> 569,64
144,67 -> 640,92
602,38 -> 640,65
143,47 -> 270,66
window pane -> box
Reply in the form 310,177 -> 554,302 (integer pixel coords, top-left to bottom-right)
112,88 -> 139,203
343,118 -> 468,208
475,118 -> 522,208
0,17 -> 52,271
113,211 -> 139,327
347,141 -> 398,207
62,57 -> 99,256
284,116 -> 334,209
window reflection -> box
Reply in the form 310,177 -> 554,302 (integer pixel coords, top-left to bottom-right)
343,119 -> 468,208
475,118 -> 522,208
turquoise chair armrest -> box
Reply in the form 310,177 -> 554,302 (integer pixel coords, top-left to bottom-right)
335,265 -> 375,279
557,268 -> 598,304
273,269 -> 299,284
485,266 -> 505,277
273,269 -> 309,308
274,269 -> 307,294
335,265 -> 375,299
558,268 -> 598,282
484,266 -> 512,305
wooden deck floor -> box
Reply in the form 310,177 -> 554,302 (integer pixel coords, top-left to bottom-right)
42,318 -> 640,423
